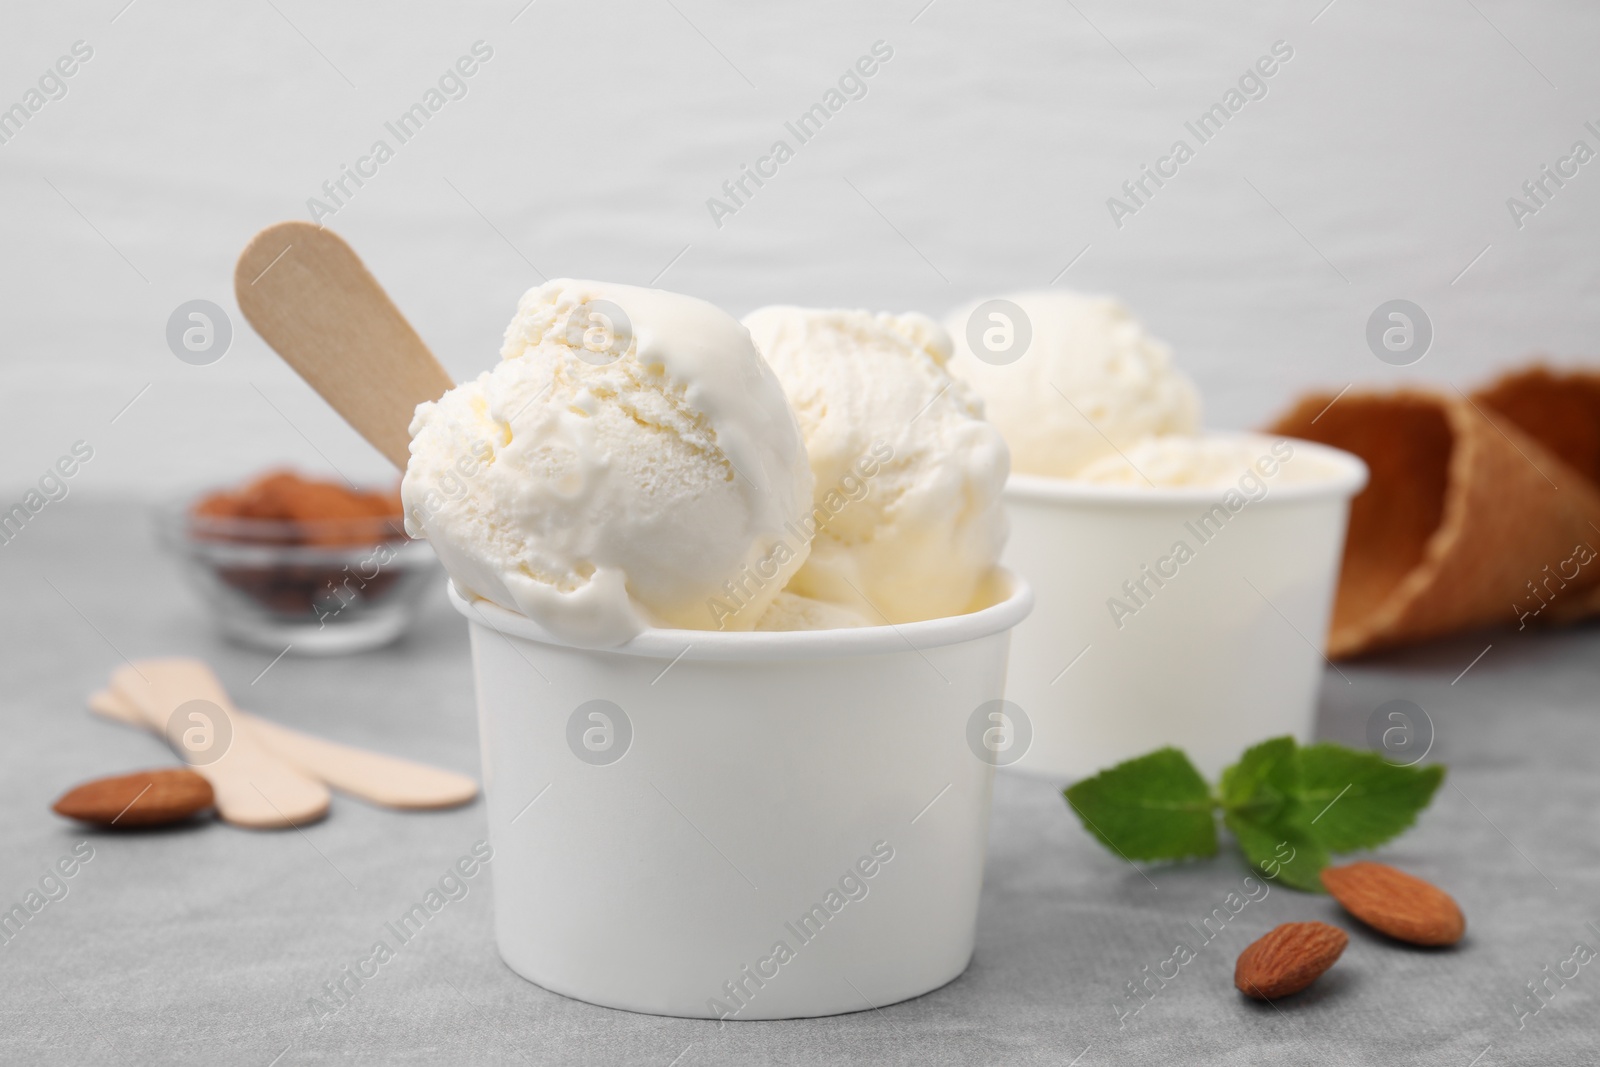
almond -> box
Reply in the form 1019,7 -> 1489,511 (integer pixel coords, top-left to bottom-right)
1320,861 -> 1464,947
1234,921 -> 1348,999
52,768 -> 215,828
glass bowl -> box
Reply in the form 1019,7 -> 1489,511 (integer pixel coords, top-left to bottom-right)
159,499 -> 441,655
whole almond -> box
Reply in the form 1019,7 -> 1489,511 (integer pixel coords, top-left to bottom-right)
52,768 -> 215,828
1234,921 -> 1348,999
1320,861 -> 1464,947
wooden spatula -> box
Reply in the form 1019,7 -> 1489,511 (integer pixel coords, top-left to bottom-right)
89,688 -> 478,810
110,660 -> 331,829
233,221 -> 455,469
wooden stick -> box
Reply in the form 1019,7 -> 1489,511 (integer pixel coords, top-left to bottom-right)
109,660 -> 331,829
233,221 -> 455,469
89,689 -> 478,810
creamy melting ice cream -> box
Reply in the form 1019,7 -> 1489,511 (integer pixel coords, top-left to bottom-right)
403,280 -> 813,646
1071,433 -> 1333,488
755,591 -> 871,631
945,291 -> 1199,478
743,306 -> 1010,625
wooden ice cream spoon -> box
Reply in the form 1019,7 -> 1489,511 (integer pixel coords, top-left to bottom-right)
110,659 -> 330,829
234,220 -> 455,470
90,685 -> 477,811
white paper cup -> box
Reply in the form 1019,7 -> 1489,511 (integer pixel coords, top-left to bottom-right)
450,572 -> 1032,1020
1000,435 -> 1367,782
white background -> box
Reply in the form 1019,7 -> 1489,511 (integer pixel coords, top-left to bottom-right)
2,0 -> 1596,495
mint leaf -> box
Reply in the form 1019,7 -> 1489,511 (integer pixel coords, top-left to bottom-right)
1226,810 -> 1329,892
1218,736 -> 1298,814
1062,738 -> 1446,890
1292,743 -> 1445,853
1064,748 -> 1216,862
1220,736 -> 1328,892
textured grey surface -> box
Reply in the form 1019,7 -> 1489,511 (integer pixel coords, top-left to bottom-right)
2,500 -> 1597,1065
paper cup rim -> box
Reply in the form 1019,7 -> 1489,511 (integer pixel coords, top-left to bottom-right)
448,570 -> 1033,661
1004,434 -> 1369,505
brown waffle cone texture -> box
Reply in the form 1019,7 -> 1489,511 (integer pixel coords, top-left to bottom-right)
1267,365 -> 1600,658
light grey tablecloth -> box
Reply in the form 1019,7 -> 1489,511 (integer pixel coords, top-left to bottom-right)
2,501 -> 1595,1065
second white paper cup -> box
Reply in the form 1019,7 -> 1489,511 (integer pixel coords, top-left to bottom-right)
451,573 -> 1032,1020
1000,435 -> 1367,781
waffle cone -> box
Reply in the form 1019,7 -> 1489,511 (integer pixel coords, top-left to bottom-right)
1473,365 -> 1600,624
1268,387 -> 1600,657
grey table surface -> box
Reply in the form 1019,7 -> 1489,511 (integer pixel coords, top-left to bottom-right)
2,501 -> 1596,1066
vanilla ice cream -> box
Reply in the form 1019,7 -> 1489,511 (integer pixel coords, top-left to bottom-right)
1072,434 -> 1335,488
743,306 -> 1010,625
945,291 -> 1199,477
755,592 -> 871,631
404,280 -> 814,646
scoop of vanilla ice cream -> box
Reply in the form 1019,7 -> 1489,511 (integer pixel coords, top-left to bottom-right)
756,592 -> 872,631
1073,433 -> 1326,488
945,291 -> 1200,477
404,280 -> 814,646
742,306 -> 1010,625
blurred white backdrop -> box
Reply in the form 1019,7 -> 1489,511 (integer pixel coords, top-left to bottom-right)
2,0 -> 1596,495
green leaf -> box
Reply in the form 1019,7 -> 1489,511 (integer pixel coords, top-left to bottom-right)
1218,736 -> 1298,814
1226,809 -> 1329,892
1063,748 -> 1217,862
1061,737 -> 1446,890
1291,743 -> 1446,853
1220,736 -> 1329,892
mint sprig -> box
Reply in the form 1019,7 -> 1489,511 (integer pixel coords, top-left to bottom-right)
1063,748 -> 1216,862
1219,737 -> 1330,890
1063,737 -> 1445,892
